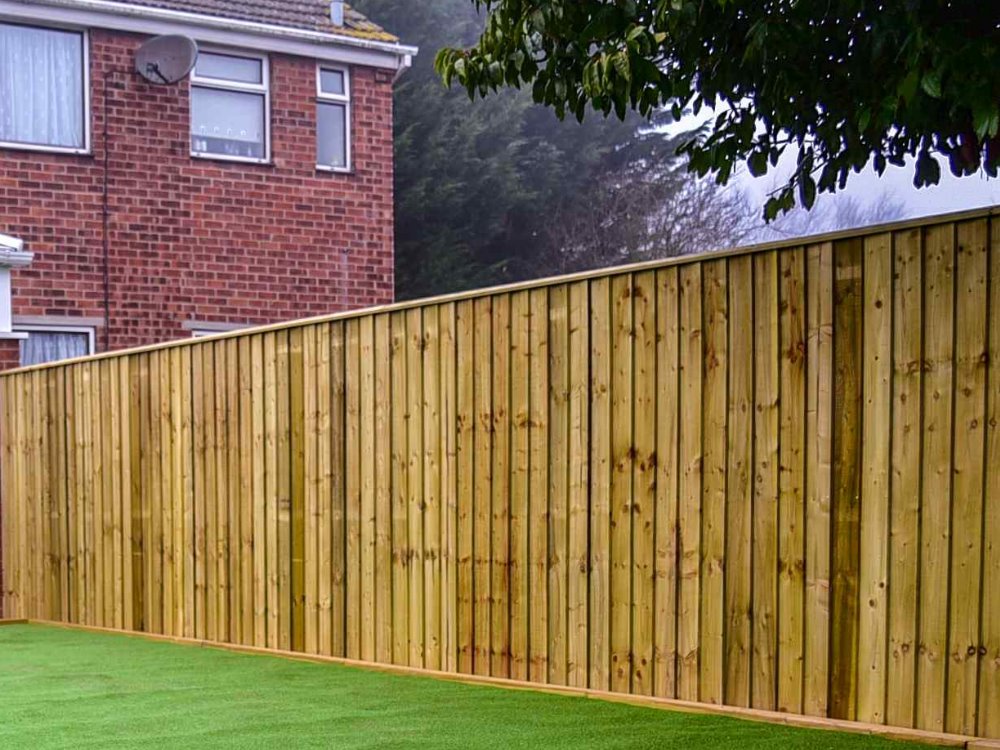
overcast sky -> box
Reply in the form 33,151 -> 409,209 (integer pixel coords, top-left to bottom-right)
736,156 -> 1000,220
664,114 -> 999,228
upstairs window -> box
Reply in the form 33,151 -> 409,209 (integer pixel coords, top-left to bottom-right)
0,23 -> 88,152
191,50 -> 268,162
316,65 -> 350,171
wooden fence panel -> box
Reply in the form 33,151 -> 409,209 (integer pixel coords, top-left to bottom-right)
2,209 -> 998,740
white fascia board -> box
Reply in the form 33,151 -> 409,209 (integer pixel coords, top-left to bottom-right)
0,0 -> 418,70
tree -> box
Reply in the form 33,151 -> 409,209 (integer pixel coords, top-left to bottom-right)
355,0 -> 752,298
435,1 -> 1000,220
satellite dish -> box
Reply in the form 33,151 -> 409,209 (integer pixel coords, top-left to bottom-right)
135,35 -> 198,85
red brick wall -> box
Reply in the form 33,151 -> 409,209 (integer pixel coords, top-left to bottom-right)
0,27 -> 395,355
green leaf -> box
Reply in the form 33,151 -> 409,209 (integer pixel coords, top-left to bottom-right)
748,150 -> 768,177
973,100 -> 1000,140
798,174 -> 817,209
920,70 -> 942,99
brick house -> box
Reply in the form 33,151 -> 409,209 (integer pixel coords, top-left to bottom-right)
0,0 -> 413,369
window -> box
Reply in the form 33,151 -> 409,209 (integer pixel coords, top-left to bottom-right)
316,65 -> 350,171
0,23 -> 88,153
16,324 -> 94,367
191,50 -> 268,162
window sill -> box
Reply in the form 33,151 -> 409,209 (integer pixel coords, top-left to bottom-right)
0,141 -> 90,157
316,165 -> 353,175
191,151 -> 271,166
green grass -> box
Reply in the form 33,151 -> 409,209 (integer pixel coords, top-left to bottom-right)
0,624 -> 941,749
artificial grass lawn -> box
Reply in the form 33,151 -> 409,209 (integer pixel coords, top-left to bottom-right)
0,625 -> 943,750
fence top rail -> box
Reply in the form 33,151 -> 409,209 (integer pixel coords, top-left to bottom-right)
2,203 -> 996,377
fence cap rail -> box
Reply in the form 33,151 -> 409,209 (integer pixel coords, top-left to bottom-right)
1,203 -> 996,377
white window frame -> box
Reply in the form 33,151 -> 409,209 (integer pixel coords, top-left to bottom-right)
14,323 -> 96,363
0,20 -> 91,155
316,63 -> 351,173
190,47 -> 270,164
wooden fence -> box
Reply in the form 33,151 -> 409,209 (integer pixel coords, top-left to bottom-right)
1,207 -> 998,739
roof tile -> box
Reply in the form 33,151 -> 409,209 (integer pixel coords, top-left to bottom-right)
110,0 -> 398,42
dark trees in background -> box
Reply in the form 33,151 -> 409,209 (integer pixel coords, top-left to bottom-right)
356,0 -> 750,299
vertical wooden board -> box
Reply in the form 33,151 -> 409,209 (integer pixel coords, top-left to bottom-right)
290,328 -> 306,652
181,347 -> 195,639
589,277 -> 611,692
528,288 -> 550,685
916,224 -> 954,732
568,281 -> 591,690
390,311 -> 410,665
59,368 -> 73,622
632,272 -> 656,697
830,238 -> 863,721
491,295 -> 510,678
653,268 -> 680,699
225,338 -> 241,644
145,354 -> 161,633
439,303 -> 459,674
303,326 -> 320,655
13,375 -> 26,619
14,375 -> 27,620
857,234 -> 892,724
509,292 -> 530,681
39,373 -> 53,619
455,302 -> 473,673
725,256 -> 753,708
2,379 -> 14,617
344,319 -> 361,659
407,306 -> 426,669
328,323 -> 346,656
111,360 -> 125,630
192,347 -> 207,640
677,263 -> 703,702
315,324 -> 334,657
25,376 -> 36,619
779,248 -> 807,714
424,307 -> 443,671
945,219 -> 988,736
473,296 -> 492,676
168,349 -> 190,636
237,338 -> 254,645
160,353 -> 176,636
887,228 -> 921,728
201,345 -> 217,642
263,333 -> 279,649
90,362 -> 104,626
0,379 -> 9,618
700,260 -> 727,705
804,243 -> 833,716
980,217 -> 1000,739
359,317 -> 376,662
102,362 -> 116,627
251,335 -> 267,648
274,331 -> 293,651
373,315 -> 392,664
214,339 -> 231,642
609,275 -> 633,695
128,358 -> 142,632
753,251 -> 780,711
549,284 -> 570,686
44,372 -> 59,620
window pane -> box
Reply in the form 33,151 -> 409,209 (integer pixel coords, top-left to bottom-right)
191,87 -> 265,159
317,101 -> 347,169
319,69 -> 345,96
19,330 -> 90,366
195,52 -> 262,84
0,24 -> 85,149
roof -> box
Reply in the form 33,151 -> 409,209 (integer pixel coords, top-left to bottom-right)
108,0 -> 398,42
